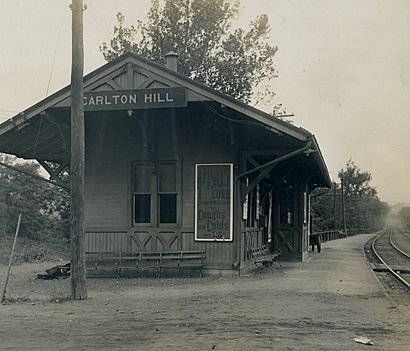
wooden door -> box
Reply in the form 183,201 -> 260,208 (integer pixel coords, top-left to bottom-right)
131,160 -> 180,251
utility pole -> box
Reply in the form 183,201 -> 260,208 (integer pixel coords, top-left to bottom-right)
70,0 -> 87,300
341,178 -> 347,235
333,182 -> 337,232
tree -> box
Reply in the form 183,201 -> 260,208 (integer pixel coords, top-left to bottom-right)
338,160 -> 389,232
338,160 -> 376,198
0,154 -> 70,240
398,207 -> 410,229
100,0 -> 278,104
311,160 -> 389,233
310,183 -> 340,231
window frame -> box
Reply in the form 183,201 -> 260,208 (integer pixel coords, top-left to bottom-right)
157,161 -> 178,225
131,161 -> 153,226
279,181 -> 294,226
131,160 -> 179,227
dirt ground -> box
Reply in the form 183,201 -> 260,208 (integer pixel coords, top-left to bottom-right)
1,234 -> 409,351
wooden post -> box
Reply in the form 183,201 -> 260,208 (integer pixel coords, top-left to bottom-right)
1,214 -> 22,303
341,178 -> 347,235
333,182 -> 337,233
70,0 -> 87,300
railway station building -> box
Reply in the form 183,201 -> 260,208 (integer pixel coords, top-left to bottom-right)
0,52 -> 331,274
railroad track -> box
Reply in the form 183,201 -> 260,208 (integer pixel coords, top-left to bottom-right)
390,228 -> 410,259
371,227 -> 410,291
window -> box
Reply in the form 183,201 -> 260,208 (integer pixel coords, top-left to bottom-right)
242,178 -> 249,221
279,183 -> 294,225
132,161 -> 178,225
242,178 -> 260,227
132,163 -> 152,224
157,163 -> 177,224
303,192 -> 308,225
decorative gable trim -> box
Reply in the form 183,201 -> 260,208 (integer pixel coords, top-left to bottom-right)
0,52 -> 308,141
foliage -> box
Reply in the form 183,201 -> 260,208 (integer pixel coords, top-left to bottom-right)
100,0 -> 278,104
310,183 -> 339,231
0,154 -> 70,261
0,236 -> 68,265
311,160 -> 389,233
338,160 -> 376,198
397,206 -> 410,229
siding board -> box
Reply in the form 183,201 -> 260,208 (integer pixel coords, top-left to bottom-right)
85,112 -> 240,269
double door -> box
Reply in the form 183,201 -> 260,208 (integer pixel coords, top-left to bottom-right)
131,160 -> 180,251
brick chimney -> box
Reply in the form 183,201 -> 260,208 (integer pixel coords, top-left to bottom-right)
165,51 -> 178,72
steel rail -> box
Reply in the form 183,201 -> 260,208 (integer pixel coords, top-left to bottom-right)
389,229 -> 410,259
371,229 -> 410,290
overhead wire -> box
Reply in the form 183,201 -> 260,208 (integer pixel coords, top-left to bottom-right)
33,5 -> 66,158
45,8 -> 65,98
200,100 -> 264,126
199,100 -> 284,135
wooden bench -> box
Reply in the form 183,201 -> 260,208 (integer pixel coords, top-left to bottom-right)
250,245 -> 281,271
86,250 -> 206,278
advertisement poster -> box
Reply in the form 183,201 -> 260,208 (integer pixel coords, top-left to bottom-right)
195,163 -> 233,241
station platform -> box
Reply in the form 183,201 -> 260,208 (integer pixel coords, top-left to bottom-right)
270,233 -> 410,349
1,234 -> 409,350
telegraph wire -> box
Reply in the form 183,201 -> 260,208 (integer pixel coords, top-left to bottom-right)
33,5 -> 66,158
200,100 -> 288,135
45,5 -> 66,99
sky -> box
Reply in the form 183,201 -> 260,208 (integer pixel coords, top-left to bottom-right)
0,0 -> 409,204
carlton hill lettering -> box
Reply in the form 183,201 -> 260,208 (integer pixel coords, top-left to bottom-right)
82,87 -> 187,111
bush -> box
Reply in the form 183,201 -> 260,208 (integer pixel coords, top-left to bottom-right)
0,154 -> 70,263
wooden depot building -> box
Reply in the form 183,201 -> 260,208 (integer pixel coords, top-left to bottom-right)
0,52 -> 331,275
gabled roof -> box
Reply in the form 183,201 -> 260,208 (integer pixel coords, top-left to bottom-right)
0,52 -> 310,140
0,51 -> 331,186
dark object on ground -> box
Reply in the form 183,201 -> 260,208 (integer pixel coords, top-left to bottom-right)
310,233 -> 322,253
37,263 -> 70,280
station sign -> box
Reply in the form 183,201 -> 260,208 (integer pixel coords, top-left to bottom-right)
195,163 -> 233,242
82,87 -> 187,111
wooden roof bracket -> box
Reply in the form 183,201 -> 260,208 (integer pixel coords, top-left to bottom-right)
238,140 -> 313,179
270,164 -> 299,192
0,160 -> 69,190
241,164 -> 278,204
37,159 -> 70,191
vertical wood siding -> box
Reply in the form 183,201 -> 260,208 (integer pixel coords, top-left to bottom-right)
181,231 -> 235,268
85,114 -> 135,228
86,231 -> 128,252
84,112 -> 239,268
179,117 -> 238,268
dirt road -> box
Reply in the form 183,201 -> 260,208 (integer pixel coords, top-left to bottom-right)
1,234 -> 409,350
